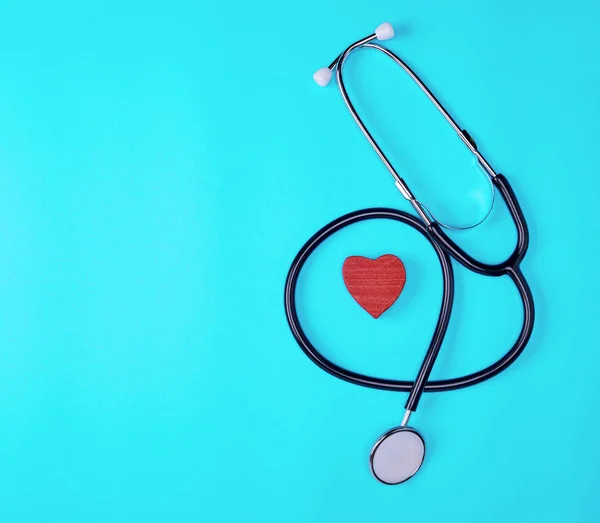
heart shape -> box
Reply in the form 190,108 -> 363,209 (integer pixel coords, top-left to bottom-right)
342,254 -> 406,319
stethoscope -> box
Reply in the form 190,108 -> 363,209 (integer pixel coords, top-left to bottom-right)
284,22 -> 535,485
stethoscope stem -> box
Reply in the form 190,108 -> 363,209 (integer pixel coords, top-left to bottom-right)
401,410 -> 412,427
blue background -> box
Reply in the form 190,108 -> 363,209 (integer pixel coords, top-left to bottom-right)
0,0 -> 599,521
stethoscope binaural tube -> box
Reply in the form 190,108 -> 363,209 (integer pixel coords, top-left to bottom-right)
317,22 -> 499,231
286,22 -> 536,484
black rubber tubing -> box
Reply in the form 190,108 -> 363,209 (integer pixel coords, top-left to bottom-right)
283,174 -> 535,411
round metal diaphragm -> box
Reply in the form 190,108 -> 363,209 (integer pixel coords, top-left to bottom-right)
370,426 -> 425,485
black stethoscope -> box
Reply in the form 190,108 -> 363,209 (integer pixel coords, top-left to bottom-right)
284,22 -> 535,485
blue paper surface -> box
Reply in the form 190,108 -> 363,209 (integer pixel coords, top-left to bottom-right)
0,1 -> 599,521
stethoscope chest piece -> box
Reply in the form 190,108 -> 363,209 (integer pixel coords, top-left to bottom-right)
370,426 -> 426,485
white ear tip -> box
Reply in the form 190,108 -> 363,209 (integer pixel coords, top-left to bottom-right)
313,67 -> 333,87
375,22 -> 395,41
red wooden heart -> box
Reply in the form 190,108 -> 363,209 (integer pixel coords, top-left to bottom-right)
342,254 -> 406,319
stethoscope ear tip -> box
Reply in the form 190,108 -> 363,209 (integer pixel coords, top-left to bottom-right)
375,22 -> 395,41
313,67 -> 333,87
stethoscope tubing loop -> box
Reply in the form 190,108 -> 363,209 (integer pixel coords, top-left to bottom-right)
284,207 -> 534,397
